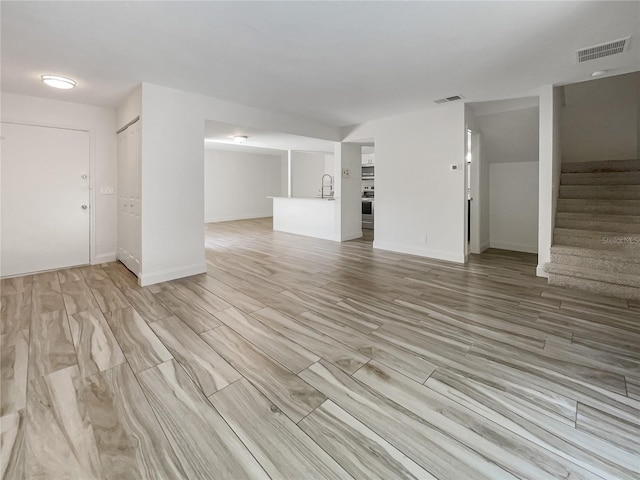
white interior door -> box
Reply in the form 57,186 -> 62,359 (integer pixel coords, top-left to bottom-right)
1,122 -> 90,277
117,121 -> 141,275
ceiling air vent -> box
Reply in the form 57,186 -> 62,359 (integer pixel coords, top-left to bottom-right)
434,95 -> 464,104
576,36 -> 630,63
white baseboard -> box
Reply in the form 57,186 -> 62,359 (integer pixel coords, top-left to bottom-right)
373,241 -> 465,264
480,241 -> 490,252
92,252 -> 116,265
536,265 -> 549,278
139,262 -> 207,287
489,241 -> 538,254
205,212 -> 272,223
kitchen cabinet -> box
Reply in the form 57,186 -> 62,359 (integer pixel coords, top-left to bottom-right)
361,153 -> 375,165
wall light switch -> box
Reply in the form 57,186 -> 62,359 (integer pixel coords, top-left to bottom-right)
342,168 -> 351,178
100,186 -> 115,195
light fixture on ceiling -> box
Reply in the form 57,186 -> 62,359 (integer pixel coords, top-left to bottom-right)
233,135 -> 248,144
591,70 -> 607,77
41,75 -> 77,89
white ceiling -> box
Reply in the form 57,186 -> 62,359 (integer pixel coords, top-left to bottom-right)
204,120 -> 336,153
2,1 -> 639,127
468,97 -> 540,117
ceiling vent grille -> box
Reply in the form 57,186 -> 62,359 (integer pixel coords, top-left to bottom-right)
576,37 -> 630,63
434,95 -> 464,104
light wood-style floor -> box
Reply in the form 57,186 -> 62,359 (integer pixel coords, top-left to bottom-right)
2,217 -> 639,480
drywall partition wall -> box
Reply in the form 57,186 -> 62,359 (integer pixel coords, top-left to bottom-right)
1,92 -> 117,264
291,151 -> 327,197
139,84 -> 207,285
344,102 -> 466,263
204,149 -> 284,222
537,85 -> 563,277
136,82 -> 340,285
116,85 -> 142,129
477,106 -> 539,164
489,162 -> 539,253
335,142 -> 362,241
562,72 -> 640,163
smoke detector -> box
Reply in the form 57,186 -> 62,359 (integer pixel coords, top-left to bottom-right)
576,37 -> 631,63
434,95 -> 464,104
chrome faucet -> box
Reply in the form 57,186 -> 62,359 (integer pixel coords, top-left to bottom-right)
321,174 -> 333,199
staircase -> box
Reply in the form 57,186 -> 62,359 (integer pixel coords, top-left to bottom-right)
545,159 -> 640,300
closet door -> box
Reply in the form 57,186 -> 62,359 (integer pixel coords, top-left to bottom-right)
117,120 -> 141,275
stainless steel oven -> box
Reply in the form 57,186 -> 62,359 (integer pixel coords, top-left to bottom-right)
362,199 -> 374,230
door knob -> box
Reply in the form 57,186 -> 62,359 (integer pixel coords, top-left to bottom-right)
81,205 -> 88,210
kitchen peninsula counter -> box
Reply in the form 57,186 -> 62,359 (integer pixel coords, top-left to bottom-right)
269,196 -> 340,241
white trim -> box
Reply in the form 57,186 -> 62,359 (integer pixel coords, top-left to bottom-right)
536,265 -> 549,278
93,252 -> 117,265
480,241 -> 491,252
138,262 -> 207,287
489,241 -> 538,254
205,212 -> 272,223
373,240 -> 465,264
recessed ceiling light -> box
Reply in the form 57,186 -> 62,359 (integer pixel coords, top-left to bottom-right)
591,70 -> 607,77
41,75 -> 77,89
233,135 -> 248,144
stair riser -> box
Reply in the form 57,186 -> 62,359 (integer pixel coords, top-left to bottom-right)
559,186 -> 640,200
553,233 -> 640,251
561,172 -> 640,185
548,273 -> 640,301
557,200 -> 640,215
561,159 -> 640,174
554,218 -> 640,233
550,253 -> 640,276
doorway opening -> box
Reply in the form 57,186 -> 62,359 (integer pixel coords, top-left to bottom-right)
361,144 -> 375,242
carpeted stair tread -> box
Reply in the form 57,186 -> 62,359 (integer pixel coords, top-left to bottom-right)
553,228 -> 639,251
559,185 -> 640,200
550,244 -> 640,263
545,263 -> 640,288
555,212 -> 640,233
561,159 -> 640,174
547,272 -> 640,300
550,245 -> 640,275
557,198 -> 640,215
560,171 -> 640,185
550,159 -> 640,300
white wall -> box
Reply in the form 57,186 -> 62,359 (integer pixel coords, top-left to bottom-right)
562,72 -> 640,163
1,92 -> 117,264
489,162 -> 539,253
133,82 -> 340,285
477,107 -> 540,164
291,151 -> 327,197
335,143 -> 362,241
204,149 -> 283,222
344,103 -> 466,263
537,85 -> 563,277
116,85 -> 141,130
139,84 -> 207,285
